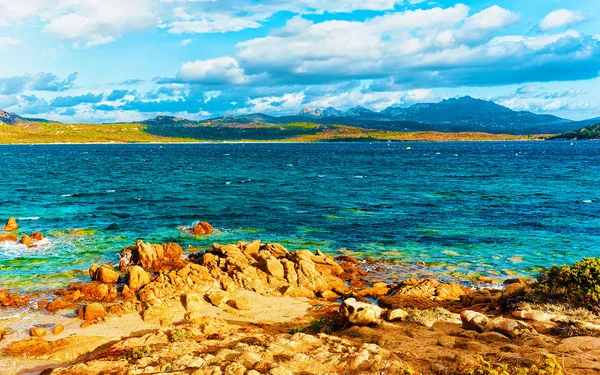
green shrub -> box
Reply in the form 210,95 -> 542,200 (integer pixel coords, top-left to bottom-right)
535,258 -> 600,311
170,330 -> 190,342
454,355 -> 563,375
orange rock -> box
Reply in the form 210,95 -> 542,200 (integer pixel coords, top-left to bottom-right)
52,324 -> 64,335
82,303 -> 106,321
30,232 -> 44,241
29,327 -> 47,338
95,265 -> 120,284
21,235 -> 34,247
0,234 -> 17,242
4,217 -> 18,232
63,290 -> 81,302
47,298 -> 74,312
192,222 -> 214,235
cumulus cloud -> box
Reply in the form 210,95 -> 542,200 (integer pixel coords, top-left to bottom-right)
540,9 -> 586,31
0,0 -> 45,27
43,0 -> 158,47
178,57 -> 252,84
51,93 -> 103,107
0,72 -> 78,94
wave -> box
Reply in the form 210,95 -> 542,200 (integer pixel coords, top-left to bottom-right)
17,217 -> 40,221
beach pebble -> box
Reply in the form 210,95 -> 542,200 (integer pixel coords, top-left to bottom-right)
29,326 -> 47,338
52,324 -> 64,335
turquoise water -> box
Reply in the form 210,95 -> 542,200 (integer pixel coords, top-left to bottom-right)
1,142 -> 599,291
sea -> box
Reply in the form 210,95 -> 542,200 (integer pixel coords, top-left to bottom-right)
1,141 -> 599,291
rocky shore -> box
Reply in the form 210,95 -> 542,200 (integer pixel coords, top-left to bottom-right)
1,219 -> 599,374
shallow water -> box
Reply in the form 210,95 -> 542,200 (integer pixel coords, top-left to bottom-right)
1,141 -> 599,291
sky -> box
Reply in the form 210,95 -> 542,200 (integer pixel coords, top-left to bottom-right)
0,0 -> 599,123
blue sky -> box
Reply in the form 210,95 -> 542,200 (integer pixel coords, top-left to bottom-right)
0,0 -> 599,123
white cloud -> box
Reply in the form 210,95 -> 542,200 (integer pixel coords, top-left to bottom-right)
178,56 -> 251,84
540,9 -> 586,31
241,92 -> 305,114
180,38 -> 192,46
43,0 -> 158,47
165,14 -> 262,34
0,0 -> 45,27
0,37 -> 20,48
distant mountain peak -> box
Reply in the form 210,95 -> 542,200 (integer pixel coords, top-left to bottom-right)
298,107 -> 323,118
0,108 -> 21,125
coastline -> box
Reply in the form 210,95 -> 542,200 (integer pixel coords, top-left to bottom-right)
0,138 -> 551,146
1,236 -> 599,374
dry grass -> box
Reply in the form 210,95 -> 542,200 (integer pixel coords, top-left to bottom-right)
0,121 -> 550,144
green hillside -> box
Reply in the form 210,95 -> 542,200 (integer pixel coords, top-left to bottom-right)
550,123 -> 600,140
0,121 -> 546,144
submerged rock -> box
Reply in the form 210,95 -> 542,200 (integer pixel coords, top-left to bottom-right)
4,217 -> 18,232
192,222 -> 214,235
21,235 -> 34,247
30,232 -> 44,241
0,233 -> 18,242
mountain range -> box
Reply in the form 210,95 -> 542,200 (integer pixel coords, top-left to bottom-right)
1,96 -> 598,136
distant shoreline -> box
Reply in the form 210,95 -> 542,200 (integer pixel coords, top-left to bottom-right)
0,138 -> 552,146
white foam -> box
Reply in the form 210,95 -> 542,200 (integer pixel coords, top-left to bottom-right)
106,189 -> 116,193
61,194 -> 73,197
17,217 -> 40,221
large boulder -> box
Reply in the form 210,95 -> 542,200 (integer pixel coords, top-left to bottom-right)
80,303 -> 106,321
120,240 -> 185,272
4,217 -> 18,232
94,265 -> 120,284
30,232 -> 44,241
341,298 -> 383,326
127,266 -> 151,291
0,234 -> 17,243
21,235 -> 34,247
460,310 -> 493,333
192,222 -> 214,235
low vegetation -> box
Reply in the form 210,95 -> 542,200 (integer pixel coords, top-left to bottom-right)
0,121 -> 546,144
550,123 -> 600,140
534,258 -> 600,311
452,355 -> 563,375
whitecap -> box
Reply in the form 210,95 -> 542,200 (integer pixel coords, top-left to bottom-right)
287,164 -> 293,167
61,194 -> 73,197
17,217 -> 40,221
583,199 -> 593,203
225,182 -> 232,185
354,176 -> 365,179
106,190 -> 116,193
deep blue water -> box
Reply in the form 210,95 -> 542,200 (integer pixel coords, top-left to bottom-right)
1,141 -> 599,290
